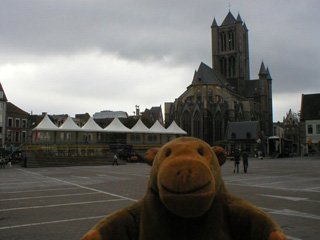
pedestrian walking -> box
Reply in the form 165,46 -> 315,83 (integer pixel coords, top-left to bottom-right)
242,150 -> 249,173
233,150 -> 240,173
112,153 -> 119,166
0,158 -> 5,169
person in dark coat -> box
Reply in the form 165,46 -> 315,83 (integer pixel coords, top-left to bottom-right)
242,151 -> 249,173
233,150 -> 240,173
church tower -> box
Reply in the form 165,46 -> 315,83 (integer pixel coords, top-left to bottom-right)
211,11 -> 249,96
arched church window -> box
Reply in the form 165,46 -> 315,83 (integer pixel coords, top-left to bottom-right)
182,111 -> 192,136
214,111 -> 223,141
228,32 -> 234,50
220,33 -> 227,52
208,89 -> 213,102
196,89 -> 202,102
228,57 -> 236,77
220,58 -> 227,77
193,111 -> 201,138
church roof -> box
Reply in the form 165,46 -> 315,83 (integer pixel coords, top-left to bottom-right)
221,11 -> 236,26
190,62 -> 229,87
300,93 -> 320,120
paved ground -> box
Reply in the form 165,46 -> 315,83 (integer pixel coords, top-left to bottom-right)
0,156 -> 319,240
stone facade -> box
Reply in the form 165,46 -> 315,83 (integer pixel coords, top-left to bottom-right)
165,11 -> 273,146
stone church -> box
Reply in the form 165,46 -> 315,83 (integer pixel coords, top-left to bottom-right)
165,11 -> 273,145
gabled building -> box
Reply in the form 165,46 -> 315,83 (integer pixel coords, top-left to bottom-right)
6,102 -> 30,146
283,109 -> 300,155
165,11 -> 273,147
300,93 -> 320,155
142,106 -> 164,127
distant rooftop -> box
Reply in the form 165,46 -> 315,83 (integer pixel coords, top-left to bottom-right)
93,110 -> 128,119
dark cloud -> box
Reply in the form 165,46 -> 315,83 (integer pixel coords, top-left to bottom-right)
0,0 -> 319,121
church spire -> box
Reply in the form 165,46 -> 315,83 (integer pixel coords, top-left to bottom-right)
266,67 -> 272,80
211,18 -> 218,28
259,61 -> 268,76
236,13 -> 243,23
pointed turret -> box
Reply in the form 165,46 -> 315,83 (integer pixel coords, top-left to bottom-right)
211,18 -> 218,28
243,22 -> 248,31
236,13 -> 243,23
266,67 -> 272,80
259,61 -> 268,76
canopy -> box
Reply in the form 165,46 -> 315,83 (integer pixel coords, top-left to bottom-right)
166,121 -> 187,135
104,117 -> 131,133
81,117 -> 104,132
130,119 -> 150,133
149,120 -> 167,134
59,115 -> 81,131
33,114 -> 59,131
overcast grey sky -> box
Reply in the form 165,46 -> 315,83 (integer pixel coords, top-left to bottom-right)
1,0 -> 319,122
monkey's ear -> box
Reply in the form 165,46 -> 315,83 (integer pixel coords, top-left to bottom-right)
212,146 -> 227,166
144,148 -> 159,166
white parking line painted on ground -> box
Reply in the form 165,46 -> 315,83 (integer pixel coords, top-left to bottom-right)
0,192 -> 99,201
259,194 -> 320,203
225,182 -> 320,193
17,168 -> 138,202
0,187 -> 79,194
0,215 -> 108,230
0,180 -> 55,185
286,236 -> 302,240
260,207 -> 320,220
0,199 -> 126,212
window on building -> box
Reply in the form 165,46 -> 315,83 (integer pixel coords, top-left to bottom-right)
8,118 -> 13,127
0,91 -> 3,98
316,124 -> 320,134
22,131 -> 27,142
0,103 -> 3,110
22,119 -> 27,128
15,118 -> 20,128
308,125 -> 313,134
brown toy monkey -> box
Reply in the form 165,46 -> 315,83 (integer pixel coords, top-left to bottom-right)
81,137 -> 287,240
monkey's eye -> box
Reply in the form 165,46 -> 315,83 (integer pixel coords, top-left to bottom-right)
166,149 -> 172,157
198,148 -> 204,156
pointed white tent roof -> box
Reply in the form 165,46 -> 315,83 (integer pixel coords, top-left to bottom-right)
81,117 -> 104,132
104,117 -> 131,133
166,121 -> 187,135
33,114 -> 58,131
59,115 -> 81,131
131,119 -> 150,133
149,120 -> 167,134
